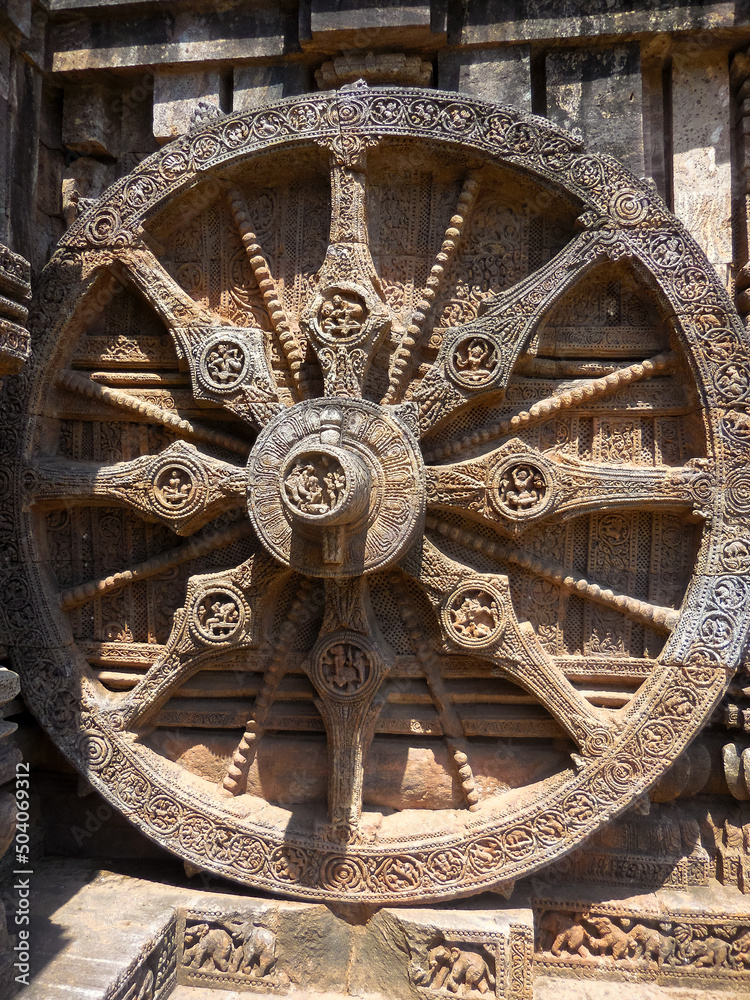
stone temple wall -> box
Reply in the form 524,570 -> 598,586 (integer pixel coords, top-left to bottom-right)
4,1 -> 750,998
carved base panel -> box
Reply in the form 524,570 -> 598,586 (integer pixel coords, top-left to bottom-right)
19,856 -> 750,998
533,883 -> 750,991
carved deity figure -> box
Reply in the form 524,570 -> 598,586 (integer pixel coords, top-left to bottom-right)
199,598 -> 240,637
206,342 -> 244,385
159,467 -> 193,507
453,337 -> 498,383
321,643 -> 369,694
499,463 -> 545,511
450,594 -> 498,640
284,459 -> 344,515
320,293 -> 366,339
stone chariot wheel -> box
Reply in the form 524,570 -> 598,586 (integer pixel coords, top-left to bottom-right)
6,86 -> 750,902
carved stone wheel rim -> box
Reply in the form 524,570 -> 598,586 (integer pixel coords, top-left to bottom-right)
6,86 -> 750,902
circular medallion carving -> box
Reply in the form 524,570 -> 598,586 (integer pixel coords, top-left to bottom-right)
490,457 -> 552,520
311,634 -> 379,699
319,292 -> 367,342
9,88 -> 747,903
152,458 -> 206,517
191,588 -> 246,643
447,335 -> 501,389
198,334 -> 249,392
247,398 -> 424,578
442,583 -> 506,649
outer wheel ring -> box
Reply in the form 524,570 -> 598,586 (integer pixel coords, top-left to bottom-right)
4,87 -> 750,902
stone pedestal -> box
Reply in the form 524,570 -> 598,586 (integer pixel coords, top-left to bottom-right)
16,858 -> 750,999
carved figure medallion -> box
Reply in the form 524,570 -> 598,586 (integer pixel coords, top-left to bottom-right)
5,85 -> 750,902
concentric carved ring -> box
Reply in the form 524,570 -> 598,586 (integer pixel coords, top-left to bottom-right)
247,398 -> 424,578
447,335 -> 501,389
190,587 -> 246,644
442,582 -> 507,649
197,332 -> 249,392
152,458 -> 206,517
310,632 -> 381,701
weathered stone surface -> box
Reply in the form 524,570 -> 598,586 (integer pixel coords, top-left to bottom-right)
153,69 -> 224,144
672,44 -> 733,286
22,860 -> 184,1000
545,43 -> 644,175
49,5 -> 293,72
0,243 -> 29,374
438,45 -> 532,109
316,50 -> 432,89
61,157 -> 114,227
62,83 -> 119,157
302,0 -> 446,50
4,4 -> 750,1000
451,2 -> 749,46
233,64 -> 308,111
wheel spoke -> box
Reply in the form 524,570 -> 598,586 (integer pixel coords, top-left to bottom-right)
299,135 -> 391,398
427,515 -> 679,633
426,444 -> 712,534
390,573 -> 481,810
226,187 -> 310,400
302,578 -> 394,839
423,351 -> 677,460
384,172 -> 481,403
221,576 -> 318,796
407,228 -> 634,436
30,440 -> 245,536
60,519 -> 253,611
103,553 -> 280,730
112,243 -> 283,428
401,537 -> 618,756
58,369 -> 251,456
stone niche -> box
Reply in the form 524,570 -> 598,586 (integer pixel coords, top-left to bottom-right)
7,83 -> 750,998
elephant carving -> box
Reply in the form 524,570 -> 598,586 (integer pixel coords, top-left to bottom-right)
183,923 -> 233,972
444,948 -> 495,995
230,918 -> 277,977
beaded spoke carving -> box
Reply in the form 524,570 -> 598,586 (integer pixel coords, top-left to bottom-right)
9,87 -> 750,901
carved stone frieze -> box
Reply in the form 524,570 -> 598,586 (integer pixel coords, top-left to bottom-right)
5,85 -> 750,901
0,242 -> 31,377
534,892 -> 750,986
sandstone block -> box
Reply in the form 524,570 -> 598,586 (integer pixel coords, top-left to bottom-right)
62,83 -> 119,157
546,43 -> 644,177
438,45 -> 531,110
153,68 -> 224,144
672,44 -> 733,282
302,0 -> 445,50
233,64 -> 307,111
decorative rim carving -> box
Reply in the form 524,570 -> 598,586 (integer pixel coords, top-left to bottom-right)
4,86 -> 750,902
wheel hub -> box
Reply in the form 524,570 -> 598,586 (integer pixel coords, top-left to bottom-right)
247,398 -> 425,578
